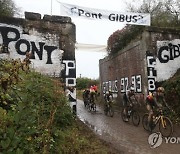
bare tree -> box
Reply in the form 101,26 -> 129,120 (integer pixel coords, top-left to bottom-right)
124,0 -> 180,27
164,0 -> 180,25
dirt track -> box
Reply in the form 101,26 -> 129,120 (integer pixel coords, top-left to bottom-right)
77,99 -> 180,154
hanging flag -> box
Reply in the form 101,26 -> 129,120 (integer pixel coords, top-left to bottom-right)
60,2 -> 151,26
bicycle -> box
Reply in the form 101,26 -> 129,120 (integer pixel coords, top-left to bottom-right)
85,98 -> 96,112
83,97 -> 96,112
142,107 -> 173,137
84,98 -> 90,110
83,97 -> 89,108
83,89 -> 90,108
121,103 -> 140,126
86,93 -> 96,112
104,100 -> 114,117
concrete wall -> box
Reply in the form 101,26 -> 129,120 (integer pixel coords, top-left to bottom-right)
0,12 -> 77,112
99,27 -> 180,105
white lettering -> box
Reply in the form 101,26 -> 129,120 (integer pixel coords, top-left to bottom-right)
63,60 -> 76,76
165,137 -> 180,144
170,137 -> 177,144
165,137 -> 170,143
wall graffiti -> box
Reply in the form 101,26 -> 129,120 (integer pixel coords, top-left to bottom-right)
102,80 -> 118,93
63,60 -> 76,111
120,77 -> 128,93
158,42 -> 180,63
62,60 -> 76,87
102,75 -> 142,96
146,53 -> 157,92
156,39 -> 180,81
102,80 -> 118,98
0,26 -> 60,64
0,24 -> 63,75
120,75 -> 142,93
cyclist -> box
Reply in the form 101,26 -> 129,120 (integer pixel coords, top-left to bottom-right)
93,85 -> 98,93
122,87 -> 137,121
146,86 -> 169,130
104,90 -> 113,112
83,89 -> 90,106
89,88 -> 96,103
104,90 -> 113,104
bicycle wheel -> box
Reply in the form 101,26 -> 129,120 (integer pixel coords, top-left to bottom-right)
104,105 -> 108,115
91,103 -> 96,112
159,116 -> 173,137
85,103 -> 88,110
87,103 -> 91,111
132,110 -> 140,126
85,99 -> 89,109
142,113 -> 150,131
121,108 -> 128,122
109,106 -> 114,117
84,100 -> 87,107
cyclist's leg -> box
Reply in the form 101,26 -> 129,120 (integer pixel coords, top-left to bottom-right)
123,99 -> 128,121
92,100 -> 96,111
122,94 -> 127,113
84,97 -> 87,106
147,104 -> 153,130
92,94 -> 95,110
104,100 -> 108,110
109,101 -> 114,117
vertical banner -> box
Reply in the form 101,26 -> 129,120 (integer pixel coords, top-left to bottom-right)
60,2 -> 151,26
146,53 -> 157,92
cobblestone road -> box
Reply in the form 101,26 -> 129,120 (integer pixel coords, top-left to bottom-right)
77,99 -> 180,154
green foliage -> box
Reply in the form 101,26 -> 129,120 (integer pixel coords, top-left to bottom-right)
163,69 -> 180,123
107,25 -> 145,55
76,77 -> 99,90
56,119 -> 114,154
0,59 -> 74,153
0,0 -> 19,17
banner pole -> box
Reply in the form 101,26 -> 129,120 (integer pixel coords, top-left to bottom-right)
51,0 -> 53,15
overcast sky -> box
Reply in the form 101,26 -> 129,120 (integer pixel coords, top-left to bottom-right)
14,0 -> 129,79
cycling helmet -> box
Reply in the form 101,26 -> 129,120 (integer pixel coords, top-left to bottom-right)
157,87 -> 165,93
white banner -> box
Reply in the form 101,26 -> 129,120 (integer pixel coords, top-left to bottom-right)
60,2 -> 151,26
75,43 -> 107,52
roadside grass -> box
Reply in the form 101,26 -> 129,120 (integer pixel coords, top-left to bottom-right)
69,118 -> 120,154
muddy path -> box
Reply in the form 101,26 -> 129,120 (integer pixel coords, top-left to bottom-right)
77,99 -> 180,154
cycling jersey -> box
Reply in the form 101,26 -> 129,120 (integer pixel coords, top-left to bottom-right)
146,95 -> 157,108
146,91 -> 166,108
123,90 -> 136,107
104,92 -> 113,102
83,89 -> 90,98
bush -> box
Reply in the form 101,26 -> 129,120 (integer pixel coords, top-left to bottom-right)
163,70 -> 180,123
76,77 -> 99,90
107,25 -> 145,55
0,59 -> 74,153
